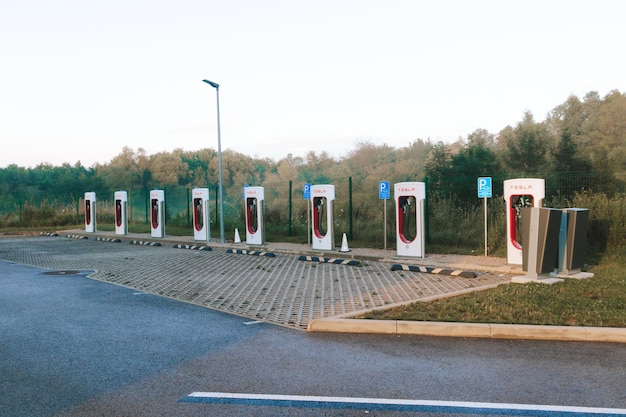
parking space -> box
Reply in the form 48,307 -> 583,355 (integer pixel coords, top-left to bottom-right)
0,235 -> 511,329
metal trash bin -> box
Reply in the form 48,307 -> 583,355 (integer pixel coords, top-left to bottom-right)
556,208 -> 594,279
513,207 -> 563,284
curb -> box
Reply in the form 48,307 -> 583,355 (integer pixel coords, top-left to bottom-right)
307,319 -> 626,343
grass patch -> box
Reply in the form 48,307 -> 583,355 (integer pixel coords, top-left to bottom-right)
359,250 -> 626,327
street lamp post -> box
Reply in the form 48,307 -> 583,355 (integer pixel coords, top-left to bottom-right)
202,79 -> 225,243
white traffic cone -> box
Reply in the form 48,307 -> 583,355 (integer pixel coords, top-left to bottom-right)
339,233 -> 351,252
234,228 -> 241,243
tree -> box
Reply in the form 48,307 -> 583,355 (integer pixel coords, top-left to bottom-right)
392,139 -> 433,183
424,142 -> 452,189
101,147 -> 143,190
343,141 -> 396,187
501,111 -> 550,175
549,129 -> 594,197
550,129 -> 592,174
275,158 -> 298,182
461,129 -> 500,181
591,90 -> 626,171
149,152 -> 189,186
424,132 -> 500,201
298,151 -> 337,184
0,164 -> 28,194
546,94 -> 585,138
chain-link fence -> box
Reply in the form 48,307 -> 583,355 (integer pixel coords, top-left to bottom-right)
2,173 -> 624,254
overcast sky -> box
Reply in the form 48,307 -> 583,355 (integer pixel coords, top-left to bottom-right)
1,0 -> 624,168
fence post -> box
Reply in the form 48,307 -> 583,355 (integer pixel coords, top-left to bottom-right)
215,184 -> 219,227
144,188 -> 149,226
288,180 -> 293,236
349,176 -> 353,240
186,187 -> 191,226
424,176 -> 430,244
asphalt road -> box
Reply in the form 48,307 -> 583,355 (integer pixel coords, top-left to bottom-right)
1,260 -> 625,416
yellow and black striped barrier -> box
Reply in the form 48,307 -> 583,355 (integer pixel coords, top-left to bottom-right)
227,248 -> 276,257
66,234 -> 88,239
391,264 -> 477,278
94,237 -> 121,243
173,244 -> 212,251
298,255 -> 361,267
129,240 -> 161,247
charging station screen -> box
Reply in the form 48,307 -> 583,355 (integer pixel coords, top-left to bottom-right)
313,197 -> 327,237
193,198 -> 204,231
115,200 -> 122,227
511,195 -> 534,249
85,200 -> 92,225
398,196 -> 416,243
151,199 -> 160,228
246,198 -> 258,233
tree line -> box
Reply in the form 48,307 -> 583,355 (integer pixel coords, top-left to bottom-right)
1,90 -> 624,208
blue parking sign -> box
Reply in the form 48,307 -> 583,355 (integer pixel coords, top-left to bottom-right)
477,177 -> 492,198
379,181 -> 390,200
303,183 -> 311,199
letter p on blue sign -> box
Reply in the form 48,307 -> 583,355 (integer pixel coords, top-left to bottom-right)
478,177 -> 492,198
379,181 -> 390,199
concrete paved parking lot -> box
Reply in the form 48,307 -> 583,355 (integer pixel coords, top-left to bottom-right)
0,232 -> 512,330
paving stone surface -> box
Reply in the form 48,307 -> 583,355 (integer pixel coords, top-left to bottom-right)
0,236 -> 512,330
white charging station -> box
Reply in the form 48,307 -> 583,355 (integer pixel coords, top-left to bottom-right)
114,190 -> 128,235
244,186 -> 265,245
150,189 -> 165,238
394,182 -> 426,257
192,187 -> 210,242
503,178 -> 545,265
311,184 -> 335,251
84,191 -> 96,233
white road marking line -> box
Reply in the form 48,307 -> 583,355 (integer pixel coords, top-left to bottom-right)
180,392 -> 626,416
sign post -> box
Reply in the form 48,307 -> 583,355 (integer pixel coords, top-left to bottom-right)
379,181 -> 390,250
477,177 -> 492,256
303,183 -> 311,245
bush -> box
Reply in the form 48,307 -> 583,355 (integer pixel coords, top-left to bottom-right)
1,190 -> 624,263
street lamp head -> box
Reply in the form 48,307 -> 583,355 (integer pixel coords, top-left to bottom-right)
202,79 -> 219,89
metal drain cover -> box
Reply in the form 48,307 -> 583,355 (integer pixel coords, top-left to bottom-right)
42,270 -> 82,276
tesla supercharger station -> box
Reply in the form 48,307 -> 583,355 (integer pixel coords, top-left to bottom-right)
244,186 -> 265,245
84,191 -> 96,233
394,182 -> 426,258
311,184 -> 335,251
503,178 -> 545,265
150,189 -> 165,238
114,190 -> 128,235
192,187 -> 210,242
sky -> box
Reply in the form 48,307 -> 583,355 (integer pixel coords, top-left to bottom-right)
1,0 -> 625,168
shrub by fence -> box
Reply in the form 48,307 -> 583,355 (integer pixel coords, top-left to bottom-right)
1,173 -> 624,260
